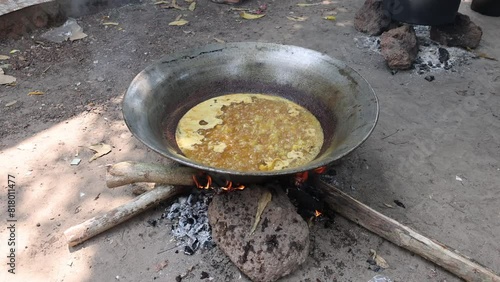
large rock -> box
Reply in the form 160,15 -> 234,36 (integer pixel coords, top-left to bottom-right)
430,13 -> 483,49
354,0 -> 393,36
380,25 -> 419,70
208,185 -> 309,282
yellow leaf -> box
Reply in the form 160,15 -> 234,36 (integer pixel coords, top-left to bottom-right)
9,50 -> 20,54
169,19 -> 189,26
370,249 -> 390,269
175,14 -> 182,21
287,16 -> 308,21
323,15 -> 336,20
240,11 -> 265,20
88,143 -> 112,162
250,190 -> 272,234
213,37 -> 225,43
188,2 -> 196,11
0,55 -> 9,60
184,0 -> 194,2
102,22 -> 119,26
28,91 -> 44,95
154,1 -> 169,4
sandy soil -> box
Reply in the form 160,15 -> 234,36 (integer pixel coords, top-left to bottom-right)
0,0 -> 499,281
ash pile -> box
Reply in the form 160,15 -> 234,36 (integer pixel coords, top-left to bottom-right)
164,192 -> 215,255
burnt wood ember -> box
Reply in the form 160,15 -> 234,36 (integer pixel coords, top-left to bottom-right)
208,185 -> 309,282
166,192 -> 214,254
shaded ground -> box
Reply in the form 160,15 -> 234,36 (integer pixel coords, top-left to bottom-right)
1,0 -> 499,281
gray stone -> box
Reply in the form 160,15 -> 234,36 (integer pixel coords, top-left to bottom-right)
430,13 -> 483,49
354,0 -> 393,36
208,185 -> 309,282
380,25 -> 419,70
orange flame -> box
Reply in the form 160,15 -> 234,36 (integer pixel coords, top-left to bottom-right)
222,180 -> 246,192
294,171 -> 309,186
192,174 -> 245,192
313,166 -> 327,174
192,174 -> 212,190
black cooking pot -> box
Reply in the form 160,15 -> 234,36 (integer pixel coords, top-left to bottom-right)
383,0 -> 461,26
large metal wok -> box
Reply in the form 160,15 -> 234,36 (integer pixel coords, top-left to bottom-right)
123,42 -> 378,183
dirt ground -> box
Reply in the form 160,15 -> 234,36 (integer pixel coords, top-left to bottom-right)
1,0 -> 499,281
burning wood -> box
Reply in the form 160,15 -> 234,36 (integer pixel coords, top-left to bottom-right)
192,173 -> 245,193
294,165 -> 327,185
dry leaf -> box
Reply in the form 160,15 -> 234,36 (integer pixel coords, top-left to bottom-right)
383,203 -> 394,208
250,190 -> 272,234
240,11 -> 265,20
102,22 -> 119,26
154,1 -> 169,4
0,74 -> 16,85
230,7 -> 250,11
172,0 -> 187,10
323,15 -> 336,20
188,2 -> 196,11
9,50 -> 20,54
213,37 -> 225,43
88,143 -> 112,162
297,1 -> 331,6
477,52 -> 497,61
154,260 -> 169,272
0,55 -> 9,60
287,16 -> 308,21
297,3 -> 318,7
28,91 -> 44,95
5,100 -> 17,107
169,19 -> 189,26
370,249 -> 390,269
184,0 -> 194,2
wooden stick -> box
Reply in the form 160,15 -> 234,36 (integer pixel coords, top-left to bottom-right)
106,161 -> 197,188
64,185 -> 191,247
315,179 -> 500,282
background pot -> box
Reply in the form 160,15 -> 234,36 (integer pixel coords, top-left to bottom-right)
471,0 -> 500,17
383,0 -> 461,26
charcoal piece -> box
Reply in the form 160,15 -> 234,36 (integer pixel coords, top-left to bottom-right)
200,271 -> 210,279
184,246 -> 195,256
438,47 -> 450,63
394,200 -> 406,208
425,75 -> 435,82
147,219 -> 157,227
167,193 -> 213,255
